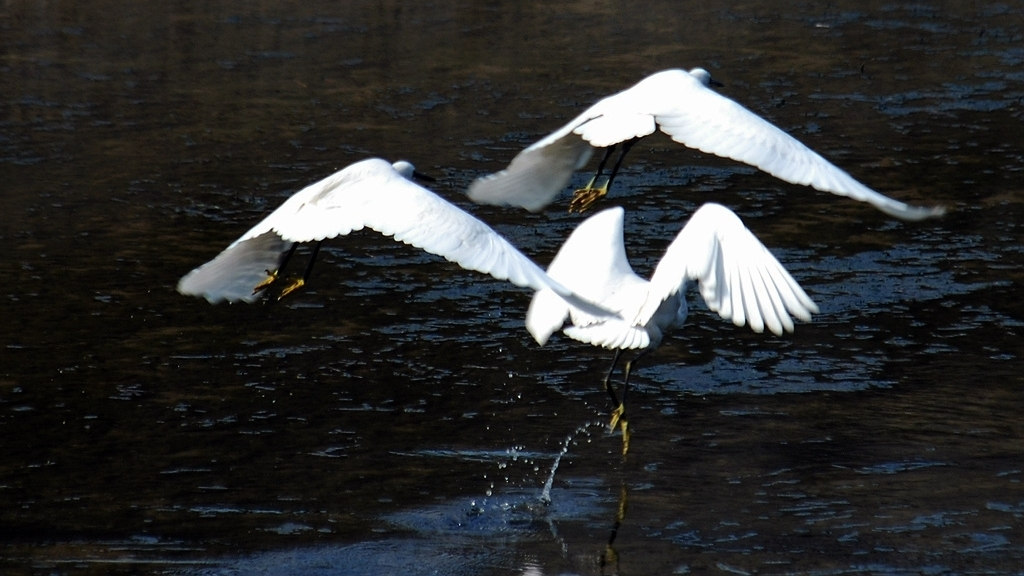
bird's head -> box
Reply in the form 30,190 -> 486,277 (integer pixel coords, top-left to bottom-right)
392,160 -> 436,183
689,67 -> 724,88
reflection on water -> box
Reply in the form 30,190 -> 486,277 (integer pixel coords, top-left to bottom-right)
2,0 -> 1022,574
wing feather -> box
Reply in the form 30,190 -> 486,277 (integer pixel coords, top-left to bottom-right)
648,70 -> 944,221
176,232 -> 292,304
467,133 -> 592,212
179,159 -> 615,321
644,203 -> 818,335
526,207 -> 644,346
468,68 -> 943,220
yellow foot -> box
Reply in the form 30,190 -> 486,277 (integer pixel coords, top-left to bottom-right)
568,182 -> 609,213
609,403 -> 624,432
251,271 -> 305,301
608,405 -> 630,456
276,277 -> 306,300
252,269 -> 281,295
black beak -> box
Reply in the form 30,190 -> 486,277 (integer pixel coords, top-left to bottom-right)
412,169 -> 436,183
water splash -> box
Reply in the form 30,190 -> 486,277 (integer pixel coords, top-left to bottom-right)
540,420 -> 605,505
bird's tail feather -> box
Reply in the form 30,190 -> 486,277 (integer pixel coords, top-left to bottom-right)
526,287 -> 571,346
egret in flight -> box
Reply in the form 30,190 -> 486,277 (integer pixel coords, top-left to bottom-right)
526,203 -> 819,453
467,68 -> 945,220
177,158 -> 614,321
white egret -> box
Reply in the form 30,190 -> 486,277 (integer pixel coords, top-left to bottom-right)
468,68 -> 945,220
177,158 -> 614,321
526,203 -> 819,453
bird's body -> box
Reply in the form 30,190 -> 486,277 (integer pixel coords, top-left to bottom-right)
526,203 -> 819,451
177,158 -> 613,322
528,203 -> 819,348
468,68 -> 945,221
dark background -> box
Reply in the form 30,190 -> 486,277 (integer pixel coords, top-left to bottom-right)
2,1 -> 1021,574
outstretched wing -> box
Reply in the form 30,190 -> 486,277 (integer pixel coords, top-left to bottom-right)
470,68 -> 943,220
643,202 -> 818,335
176,231 -> 293,303
644,70 -> 944,221
467,131 -> 593,212
178,158 -> 615,323
467,80 -> 664,212
526,206 -> 645,347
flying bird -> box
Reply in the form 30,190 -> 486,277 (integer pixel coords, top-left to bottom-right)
177,158 -> 614,321
467,68 -> 945,220
526,203 -> 819,453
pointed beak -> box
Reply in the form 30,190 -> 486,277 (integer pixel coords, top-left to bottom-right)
412,169 -> 436,183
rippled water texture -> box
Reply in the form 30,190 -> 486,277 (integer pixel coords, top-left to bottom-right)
2,1 -> 1022,574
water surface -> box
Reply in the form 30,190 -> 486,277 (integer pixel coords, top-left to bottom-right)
1,1 -> 1022,574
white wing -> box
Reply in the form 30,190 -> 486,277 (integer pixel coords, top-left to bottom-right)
526,206 -> 649,349
175,231 -> 293,303
177,158 -> 615,322
466,82 -> 662,212
642,70 -> 944,221
467,131 -> 593,212
469,68 -> 944,221
643,202 -> 819,336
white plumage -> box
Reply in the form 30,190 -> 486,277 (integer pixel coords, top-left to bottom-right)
526,202 -> 818,452
468,68 -> 945,221
177,158 -> 614,322
527,203 -> 818,363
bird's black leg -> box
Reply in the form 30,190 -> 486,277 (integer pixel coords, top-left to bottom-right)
570,138 -> 639,212
604,137 -> 639,194
601,349 -> 634,455
278,242 -> 299,272
610,347 -> 652,456
618,347 -> 651,412
591,144 -> 617,184
277,240 -> 323,300
301,241 -> 322,284
569,145 -> 619,212
602,349 -> 626,408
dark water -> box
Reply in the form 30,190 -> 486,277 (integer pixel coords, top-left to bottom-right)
2,1 -> 1022,574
